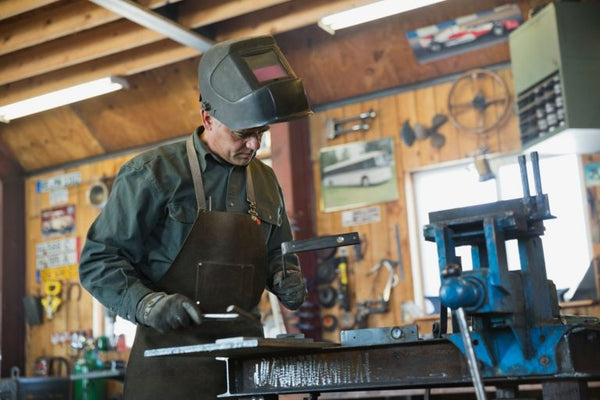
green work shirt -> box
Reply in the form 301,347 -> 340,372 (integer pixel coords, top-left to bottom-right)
79,127 -> 298,323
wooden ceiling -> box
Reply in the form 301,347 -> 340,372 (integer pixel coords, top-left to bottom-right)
0,0 -> 544,175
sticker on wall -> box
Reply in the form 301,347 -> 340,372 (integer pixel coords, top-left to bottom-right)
320,137 -> 398,212
584,162 -> 600,244
584,162 -> 600,187
405,4 -> 523,64
341,206 -> 381,227
36,171 -> 81,193
36,236 -> 81,283
49,188 -> 69,206
41,204 -> 76,238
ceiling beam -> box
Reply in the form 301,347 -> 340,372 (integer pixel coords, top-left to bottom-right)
214,0 -> 376,40
0,20 -> 164,85
0,0 -> 180,56
0,0 -> 60,20
0,0 -> 298,86
0,40 -> 199,106
0,0 -> 378,99
178,0 -> 291,27
89,0 -> 213,51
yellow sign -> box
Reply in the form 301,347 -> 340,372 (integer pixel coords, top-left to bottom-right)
40,264 -> 79,282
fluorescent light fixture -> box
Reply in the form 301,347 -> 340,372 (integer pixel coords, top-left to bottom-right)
0,76 -> 128,123
319,0 -> 447,34
89,0 -> 213,52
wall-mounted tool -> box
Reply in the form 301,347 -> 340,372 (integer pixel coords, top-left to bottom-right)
335,249 -> 351,312
447,68 -> 512,135
393,224 -> 405,282
400,113 -> 448,149
318,286 -> 337,309
41,280 -> 62,320
86,176 -> 115,209
316,253 -> 338,285
355,259 -> 400,328
325,109 -> 376,140
321,314 -> 338,332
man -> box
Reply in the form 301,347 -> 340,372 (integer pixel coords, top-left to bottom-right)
79,35 -> 311,399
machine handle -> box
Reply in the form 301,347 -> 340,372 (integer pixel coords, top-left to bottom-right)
280,232 -> 360,278
440,264 -> 486,400
456,307 -> 487,400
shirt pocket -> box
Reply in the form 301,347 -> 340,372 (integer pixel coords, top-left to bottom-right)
256,203 -> 282,227
167,202 -> 196,224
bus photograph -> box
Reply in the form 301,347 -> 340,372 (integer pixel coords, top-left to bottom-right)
319,137 -> 399,211
322,151 -> 391,187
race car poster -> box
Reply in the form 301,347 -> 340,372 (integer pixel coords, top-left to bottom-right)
41,204 -> 76,238
405,4 -> 523,64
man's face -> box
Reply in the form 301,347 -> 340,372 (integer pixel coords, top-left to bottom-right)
200,110 -> 268,166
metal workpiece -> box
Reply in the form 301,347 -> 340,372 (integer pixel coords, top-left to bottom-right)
339,325 -> 418,347
280,232 -> 360,278
219,339 -> 472,398
281,233 -> 360,256
142,324 -> 600,398
216,326 -> 600,398
144,336 -> 337,358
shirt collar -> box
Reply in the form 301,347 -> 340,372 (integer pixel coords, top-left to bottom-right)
193,126 -> 225,172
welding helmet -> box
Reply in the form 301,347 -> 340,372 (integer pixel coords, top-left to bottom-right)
198,35 -> 312,131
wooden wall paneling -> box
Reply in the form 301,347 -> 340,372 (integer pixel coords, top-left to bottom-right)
24,153 -> 136,375
351,98 -> 389,328
414,86 -> 440,167
480,70 -> 502,152
308,108 -> 329,165
311,69 -> 524,340
367,95 -> 406,328
497,69 -> 521,153
379,94 -> 414,326
449,74 -> 481,158
433,82 -> 462,162
396,90 -> 421,171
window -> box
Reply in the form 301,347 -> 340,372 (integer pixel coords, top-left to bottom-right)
410,153 -> 592,310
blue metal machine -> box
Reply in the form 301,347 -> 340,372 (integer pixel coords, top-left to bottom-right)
425,152 -> 598,386
145,152 -> 600,399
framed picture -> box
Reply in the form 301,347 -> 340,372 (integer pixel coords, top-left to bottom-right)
319,137 -> 398,212
405,4 -> 523,64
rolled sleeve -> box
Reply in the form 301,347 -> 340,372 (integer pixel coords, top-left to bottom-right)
79,162 -> 162,322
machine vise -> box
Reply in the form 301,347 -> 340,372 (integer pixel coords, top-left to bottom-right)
424,152 -> 599,385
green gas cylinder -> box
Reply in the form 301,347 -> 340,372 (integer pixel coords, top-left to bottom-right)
72,349 -> 106,400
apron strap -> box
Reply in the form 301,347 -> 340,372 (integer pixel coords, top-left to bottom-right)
186,132 -> 257,217
186,134 -> 207,212
246,166 -> 258,219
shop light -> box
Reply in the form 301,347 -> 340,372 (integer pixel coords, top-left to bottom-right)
0,76 -> 129,123
318,0 -> 447,34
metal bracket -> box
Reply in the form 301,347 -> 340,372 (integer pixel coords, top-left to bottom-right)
281,232 -> 360,278
326,109 -> 376,140
339,325 -> 419,347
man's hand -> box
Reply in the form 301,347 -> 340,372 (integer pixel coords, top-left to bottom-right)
272,270 -> 307,310
136,292 -> 202,334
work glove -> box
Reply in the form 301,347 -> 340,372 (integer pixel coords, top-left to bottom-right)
135,292 -> 202,334
272,270 -> 307,310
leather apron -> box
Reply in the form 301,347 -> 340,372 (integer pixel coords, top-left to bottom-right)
124,135 -> 267,399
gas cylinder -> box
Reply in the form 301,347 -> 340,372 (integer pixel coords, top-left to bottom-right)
72,349 -> 105,400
